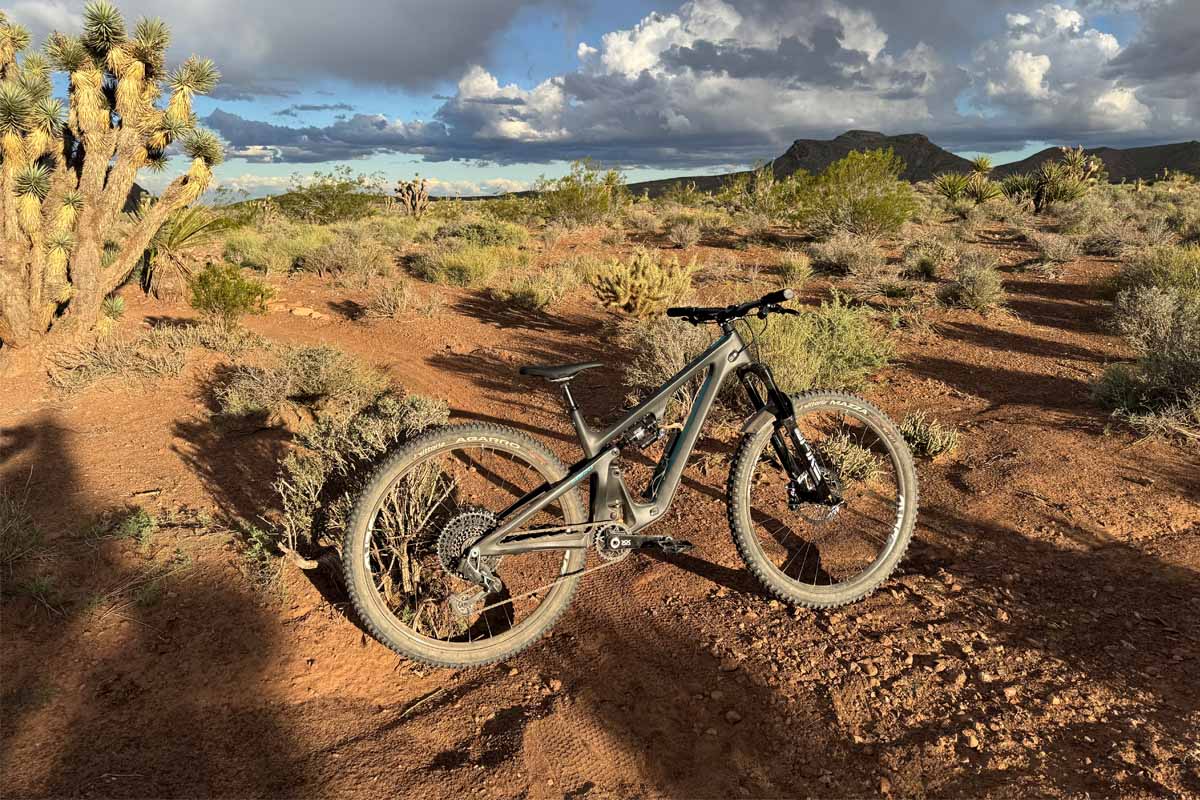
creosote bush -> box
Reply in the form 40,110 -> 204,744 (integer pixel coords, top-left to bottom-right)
189,263 -> 273,327
217,345 -> 386,418
590,247 -> 696,316
1029,232 -> 1079,264
435,218 -> 528,248
799,148 -> 917,238
757,293 -> 894,392
489,264 -> 580,311
939,251 -> 1005,314
534,159 -> 629,226
899,411 -> 960,457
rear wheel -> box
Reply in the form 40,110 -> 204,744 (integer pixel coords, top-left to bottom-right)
727,391 -> 918,608
342,423 -> 586,667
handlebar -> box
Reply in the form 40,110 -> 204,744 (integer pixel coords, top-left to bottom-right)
667,289 -> 798,326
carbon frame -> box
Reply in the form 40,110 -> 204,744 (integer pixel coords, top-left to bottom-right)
470,324 -> 798,559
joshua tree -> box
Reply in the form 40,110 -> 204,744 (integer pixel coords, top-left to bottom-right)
395,176 -> 430,218
0,2 -> 223,350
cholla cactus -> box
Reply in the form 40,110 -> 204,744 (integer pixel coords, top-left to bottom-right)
0,3 -> 223,348
590,247 -> 695,316
395,176 -> 430,218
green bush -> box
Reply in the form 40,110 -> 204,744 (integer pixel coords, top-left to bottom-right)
489,265 -> 580,311
222,222 -> 335,274
434,218 -> 529,248
939,251 -> 1005,314
535,159 -> 629,226
409,243 -> 527,287
758,293 -> 893,392
1113,244 -> 1200,302
590,247 -> 696,316
189,263 -> 273,327
797,148 -> 917,238
778,249 -> 813,286
275,166 -> 383,224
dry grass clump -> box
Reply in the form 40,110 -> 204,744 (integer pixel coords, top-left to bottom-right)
665,214 -> 703,248
50,336 -> 188,392
899,411 -> 960,457
367,280 -> 412,319
939,250 -> 1006,314
590,247 -> 696,316
301,228 -> 393,284
777,249 -> 813,286
1,484 -> 41,572
409,243 -> 528,287
758,293 -> 894,392
622,316 -> 718,421
218,345 -> 387,419
223,221 -> 335,274
624,207 -> 660,236
489,264 -> 582,311
808,233 -> 885,278
1028,232 -> 1080,265
902,235 -> 957,280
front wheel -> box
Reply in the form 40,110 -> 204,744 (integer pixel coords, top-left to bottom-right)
728,391 -> 918,608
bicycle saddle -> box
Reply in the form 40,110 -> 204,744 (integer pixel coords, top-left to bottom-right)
519,362 -> 602,382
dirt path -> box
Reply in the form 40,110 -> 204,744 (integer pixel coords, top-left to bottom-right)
2,249 -> 1198,798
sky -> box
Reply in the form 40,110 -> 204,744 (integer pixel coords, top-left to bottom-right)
8,0 -> 1200,198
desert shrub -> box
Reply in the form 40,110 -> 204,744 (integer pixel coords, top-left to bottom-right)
434,218 -> 528,248
275,384 -> 449,550
489,265 -> 581,311
666,214 -> 702,248
102,296 -> 126,321
758,293 -> 893,392
964,174 -> 1002,205
301,228 -> 392,284
367,281 -> 412,319
1168,206 -> 1200,244
601,226 -> 627,247
277,166 -> 383,224
218,345 -> 388,419
778,250 -> 813,286
49,336 -> 187,392
358,215 -> 425,250
1029,232 -> 1079,264
663,180 -> 706,208
939,251 -> 1005,313
821,431 -> 883,484
1113,244 -> 1200,301
409,243 -> 527,287
624,207 -> 660,235
590,247 -> 696,316
808,233 -> 885,278
1,485 -> 40,571
798,149 -> 917,238
541,221 -> 570,248
986,197 -> 1034,228
144,319 -> 264,357
902,236 -> 957,280
622,316 -> 717,420
704,249 -> 740,278
899,411 -> 960,457
1031,147 -> 1105,213
190,263 -> 273,327
535,159 -> 629,226
223,222 -> 335,274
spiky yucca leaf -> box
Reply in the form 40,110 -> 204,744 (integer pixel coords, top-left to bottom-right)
45,33 -> 89,73
1,19 -> 32,56
0,82 -> 31,137
29,97 -> 64,134
970,155 -> 993,175
182,128 -> 223,166
933,172 -> 970,202
46,229 -> 75,253
56,190 -> 84,231
168,56 -> 219,96
144,149 -> 169,172
81,1 -> 127,57
17,53 -> 53,100
148,111 -> 189,150
131,17 -> 169,75
15,162 -> 51,199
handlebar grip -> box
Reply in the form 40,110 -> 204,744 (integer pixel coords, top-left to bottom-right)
761,288 -> 795,305
665,307 -> 690,318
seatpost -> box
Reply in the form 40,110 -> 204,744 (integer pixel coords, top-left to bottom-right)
559,381 -> 594,454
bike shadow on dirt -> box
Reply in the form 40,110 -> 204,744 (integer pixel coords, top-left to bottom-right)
1,412 -> 303,797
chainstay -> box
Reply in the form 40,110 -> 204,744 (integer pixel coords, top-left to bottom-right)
474,550 -> 627,615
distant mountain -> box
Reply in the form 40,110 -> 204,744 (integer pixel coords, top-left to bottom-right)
992,141 -> 1200,181
627,130 -> 972,196
626,131 -> 1200,197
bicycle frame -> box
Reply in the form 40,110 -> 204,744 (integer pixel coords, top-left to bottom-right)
469,323 -> 803,560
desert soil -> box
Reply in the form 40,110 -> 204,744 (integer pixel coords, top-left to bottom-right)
2,229 -> 1198,799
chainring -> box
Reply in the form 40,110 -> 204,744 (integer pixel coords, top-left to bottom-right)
593,523 -> 632,562
437,509 -> 500,577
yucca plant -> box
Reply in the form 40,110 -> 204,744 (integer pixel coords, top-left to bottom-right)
1031,146 -> 1105,213
0,4 -> 222,349
969,155 -> 993,176
964,172 -> 1002,204
934,172 -> 971,202
137,203 -> 235,298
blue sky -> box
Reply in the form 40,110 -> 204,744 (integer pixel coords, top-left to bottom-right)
10,0 -> 1198,198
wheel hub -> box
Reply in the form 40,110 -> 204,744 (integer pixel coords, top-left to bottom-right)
437,509 -> 499,576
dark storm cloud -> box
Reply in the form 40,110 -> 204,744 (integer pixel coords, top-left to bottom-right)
273,103 -> 356,118
1104,0 -> 1200,85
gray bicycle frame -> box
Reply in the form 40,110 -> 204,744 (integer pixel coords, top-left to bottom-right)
472,326 -> 754,558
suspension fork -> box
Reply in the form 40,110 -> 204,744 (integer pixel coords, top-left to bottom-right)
737,364 -> 842,506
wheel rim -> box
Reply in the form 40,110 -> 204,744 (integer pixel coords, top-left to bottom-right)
362,442 -> 577,647
743,404 -> 907,594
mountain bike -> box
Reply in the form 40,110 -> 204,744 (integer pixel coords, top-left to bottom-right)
342,289 -> 918,667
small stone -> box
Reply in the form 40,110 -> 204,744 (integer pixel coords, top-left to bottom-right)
1003,686 -> 1019,701
710,690 -> 726,702
705,727 -> 718,736
548,678 -> 563,692
719,657 -> 741,672
866,663 -> 879,677
725,710 -> 743,724
508,667 -> 519,676
962,730 -> 979,749
290,307 -> 314,317
880,777 -> 892,794
979,671 -> 995,683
